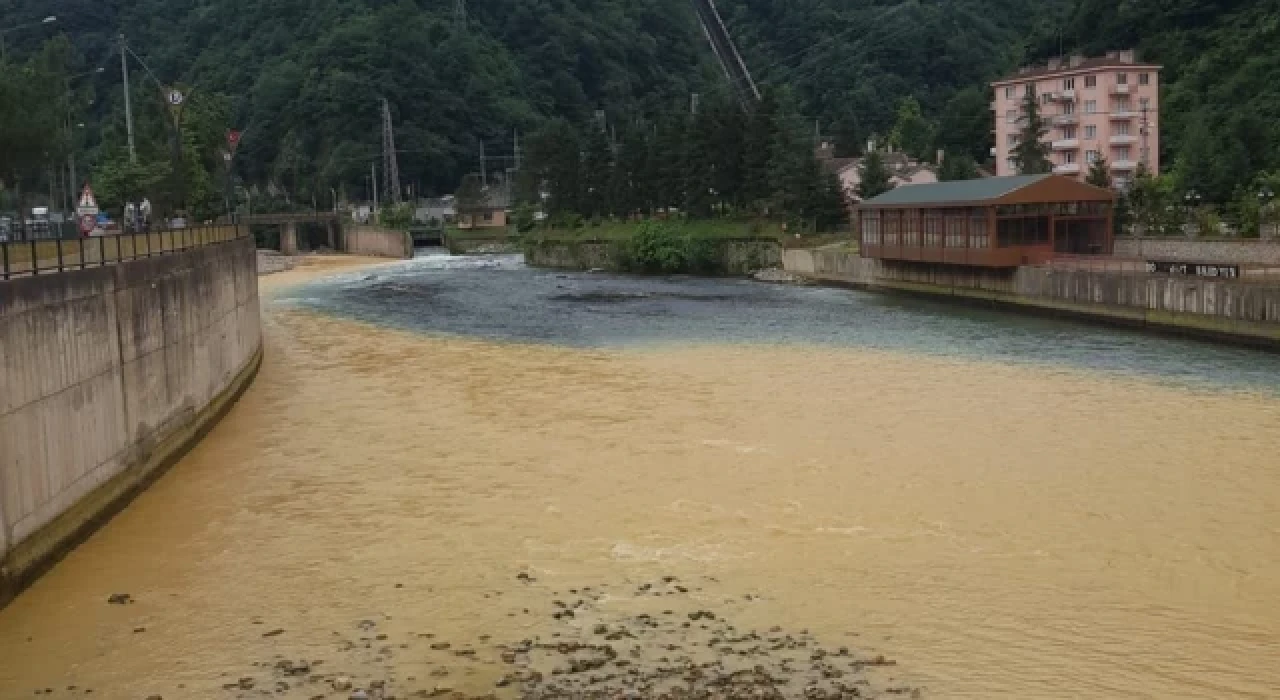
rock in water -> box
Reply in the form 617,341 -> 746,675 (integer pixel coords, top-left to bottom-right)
106,593 -> 132,605
332,677 -> 352,691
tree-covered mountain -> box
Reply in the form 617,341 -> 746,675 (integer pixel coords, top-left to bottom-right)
5,0 -> 1279,220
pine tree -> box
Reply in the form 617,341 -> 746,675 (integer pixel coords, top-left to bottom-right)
1085,156 -> 1111,188
856,150 -> 894,200
939,153 -> 979,181
1011,87 -> 1052,175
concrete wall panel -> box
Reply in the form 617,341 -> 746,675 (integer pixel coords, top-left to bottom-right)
1,235 -> 262,602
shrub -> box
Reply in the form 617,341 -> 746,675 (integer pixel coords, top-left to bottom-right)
627,221 -> 688,273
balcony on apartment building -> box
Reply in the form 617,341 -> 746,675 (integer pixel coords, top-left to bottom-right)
1051,138 -> 1079,150
1110,83 -> 1130,96
1110,109 -> 1137,120
1109,134 -> 1137,145
1054,162 -> 1081,175
1110,160 -> 1137,171
1053,114 -> 1078,126
1051,89 -> 1076,102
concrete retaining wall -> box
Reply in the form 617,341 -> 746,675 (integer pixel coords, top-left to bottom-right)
782,248 -> 1280,347
1114,237 -> 1280,265
0,236 -> 262,602
527,238 -> 781,275
346,226 -> 414,259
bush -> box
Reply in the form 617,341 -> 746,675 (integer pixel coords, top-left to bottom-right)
627,221 -> 688,273
378,202 -> 414,231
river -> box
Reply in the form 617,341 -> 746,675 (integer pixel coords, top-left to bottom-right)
2,251 -> 1279,699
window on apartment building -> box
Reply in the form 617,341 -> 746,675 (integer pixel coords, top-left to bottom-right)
1114,146 -> 1131,161
1117,72 -> 1128,85
1085,75 -> 1097,88
1139,97 -> 1150,110
1006,158 -> 1018,173
1115,122 -> 1130,136
1005,86 -> 1015,99
1084,100 -> 1097,114
1115,99 -> 1131,112
1006,109 -> 1017,123
1086,150 -> 1100,163
1025,84 -> 1034,96
1085,125 -> 1097,139
1062,101 -> 1075,115
1139,73 -> 1150,86
1063,151 -> 1077,164
1061,126 -> 1077,139
1063,78 -> 1075,90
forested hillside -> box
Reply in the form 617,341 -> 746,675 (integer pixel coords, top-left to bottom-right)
4,0 -> 1279,220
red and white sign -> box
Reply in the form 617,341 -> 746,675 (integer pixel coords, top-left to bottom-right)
226,129 -> 242,157
77,184 -> 99,214
78,213 -> 97,236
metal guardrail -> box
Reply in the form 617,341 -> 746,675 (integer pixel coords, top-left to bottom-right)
1,225 -> 248,281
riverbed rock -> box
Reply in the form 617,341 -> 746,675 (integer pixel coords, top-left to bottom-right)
106,593 -> 132,605
332,676 -> 352,691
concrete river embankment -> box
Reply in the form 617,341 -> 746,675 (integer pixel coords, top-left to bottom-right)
1,232 -> 262,604
2,251 -> 1280,699
784,246 -> 1280,348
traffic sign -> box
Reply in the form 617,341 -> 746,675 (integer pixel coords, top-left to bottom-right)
77,184 -> 98,212
78,213 -> 97,236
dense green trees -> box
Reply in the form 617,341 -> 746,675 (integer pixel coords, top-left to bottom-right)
0,38 -> 72,226
520,91 -> 847,231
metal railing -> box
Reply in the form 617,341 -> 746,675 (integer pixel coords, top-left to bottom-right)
1,224 -> 248,281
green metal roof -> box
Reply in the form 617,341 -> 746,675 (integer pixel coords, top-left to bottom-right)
860,174 -> 1052,207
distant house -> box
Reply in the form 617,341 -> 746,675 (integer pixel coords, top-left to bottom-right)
457,184 -> 512,230
416,196 -> 456,225
816,143 -> 939,203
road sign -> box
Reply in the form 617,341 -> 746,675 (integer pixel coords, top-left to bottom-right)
78,213 -> 97,236
226,129 -> 242,159
77,184 -> 99,218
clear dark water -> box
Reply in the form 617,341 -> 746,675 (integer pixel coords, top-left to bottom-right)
274,250 -> 1280,393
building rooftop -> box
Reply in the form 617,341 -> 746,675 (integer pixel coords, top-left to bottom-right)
860,175 -> 1051,207
991,53 -> 1161,86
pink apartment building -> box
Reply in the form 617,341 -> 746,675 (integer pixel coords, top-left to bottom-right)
991,50 -> 1160,188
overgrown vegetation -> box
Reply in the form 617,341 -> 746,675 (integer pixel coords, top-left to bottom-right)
524,219 -> 780,275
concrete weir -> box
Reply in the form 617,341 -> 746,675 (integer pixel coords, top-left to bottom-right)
0,235 -> 262,605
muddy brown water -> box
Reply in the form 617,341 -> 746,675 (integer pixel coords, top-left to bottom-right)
2,255 -> 1279,698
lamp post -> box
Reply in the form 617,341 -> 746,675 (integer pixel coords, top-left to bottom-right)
0,15 -> 56,62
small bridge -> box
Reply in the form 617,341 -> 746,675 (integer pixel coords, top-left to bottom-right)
224,212 -> 345,254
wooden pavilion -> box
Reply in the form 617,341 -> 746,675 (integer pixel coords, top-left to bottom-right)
857,175 -> 1115,267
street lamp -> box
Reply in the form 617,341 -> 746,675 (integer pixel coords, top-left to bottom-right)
0,15 -> 57,62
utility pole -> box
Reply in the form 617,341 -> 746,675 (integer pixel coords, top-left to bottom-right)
479,140 -> 486,184
380,98 -> 402,204
119,34 -> 136,163
690,93 -> 699,116
371,162 -> 379,214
